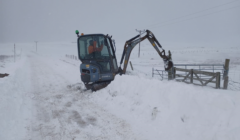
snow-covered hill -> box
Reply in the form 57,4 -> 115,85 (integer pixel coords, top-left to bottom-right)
0,42 -> 240,140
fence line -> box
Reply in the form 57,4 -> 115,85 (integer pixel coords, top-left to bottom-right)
66,54 -> 79,60
174,64 -> 224,78
152,59 -> 230,89
152,68 -> 168,80
228,78 -> 240,91
0,54 -> 21,62
174,67 -> 221,89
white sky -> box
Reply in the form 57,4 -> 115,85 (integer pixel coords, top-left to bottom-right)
0,0 -> 239,46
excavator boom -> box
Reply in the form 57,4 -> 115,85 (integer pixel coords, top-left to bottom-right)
119,30 -> 173,74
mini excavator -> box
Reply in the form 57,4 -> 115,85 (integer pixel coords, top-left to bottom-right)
75,30 -> 173,91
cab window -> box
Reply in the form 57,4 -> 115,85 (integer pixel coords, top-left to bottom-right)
78,35 -> 110,60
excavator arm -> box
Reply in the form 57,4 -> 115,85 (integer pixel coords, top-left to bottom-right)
119,30 -> 173,74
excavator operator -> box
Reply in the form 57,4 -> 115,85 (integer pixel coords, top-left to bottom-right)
88,40 -> 104,54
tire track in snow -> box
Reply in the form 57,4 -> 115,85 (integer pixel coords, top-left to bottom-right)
26,54 -> 141,140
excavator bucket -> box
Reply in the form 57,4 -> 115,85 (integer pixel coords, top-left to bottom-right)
164,60 -> 173,71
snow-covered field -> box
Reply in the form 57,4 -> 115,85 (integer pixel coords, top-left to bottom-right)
0,42 -> 240,140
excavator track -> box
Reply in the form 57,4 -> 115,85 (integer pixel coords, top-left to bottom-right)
84,81 -> 111,91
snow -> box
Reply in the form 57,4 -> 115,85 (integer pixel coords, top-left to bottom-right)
94,75 -> 240,139
0,42 -> 240,140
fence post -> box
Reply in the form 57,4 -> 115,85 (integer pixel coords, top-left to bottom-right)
218,72 -> 221,89
173,67 -> 176,79
168,69 -> 171,80
190,69 -> 193,83
216,72 -> 220,89
130,61 -> 134,71
223,59 -> 230,89
162,71 -> 163,80
168,68 -> 174,80
152,68 -> 154,77
166,50 -> 173,80
223,76 -> 229,89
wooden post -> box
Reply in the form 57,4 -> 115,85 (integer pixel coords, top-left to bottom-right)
152,68 -> 154,77
218,72 -> 221,89
168,69 -> 170,80
223,76 -> 229,89
190,69 -> 193,83
168,67 -> 174,80
130,61 -> 134,71
167,50 -> 174,80
216,72 -> 220,89
223,59 -> 230,78
173,67 -> 176,79
223,59 -> 230,89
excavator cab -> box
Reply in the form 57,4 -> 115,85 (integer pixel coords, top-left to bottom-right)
77,32 -> 118,90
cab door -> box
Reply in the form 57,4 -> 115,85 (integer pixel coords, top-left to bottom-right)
106,38 -> 118,73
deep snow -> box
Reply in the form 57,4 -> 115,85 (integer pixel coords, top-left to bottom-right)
0,42 -> 240,140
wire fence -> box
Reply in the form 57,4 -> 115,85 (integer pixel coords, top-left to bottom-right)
65,54 -> 78,60
228,78 -> 240,91
0,54 -> 21,62
173,64 -> 225,83
152,63 -> 240,90
152,64 -> 224,81
152,68 -> 169,81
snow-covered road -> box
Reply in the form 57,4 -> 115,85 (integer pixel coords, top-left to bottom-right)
1,52 -> 141,140
28,53 -> 141,140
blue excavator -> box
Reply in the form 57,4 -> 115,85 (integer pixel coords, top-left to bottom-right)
75,30 -> 173,91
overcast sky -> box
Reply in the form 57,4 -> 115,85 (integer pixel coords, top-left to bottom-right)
0,0 -> 239,46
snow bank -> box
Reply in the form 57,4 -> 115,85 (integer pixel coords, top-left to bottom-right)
0,53 -> 32,140
92,74 -> 240,140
